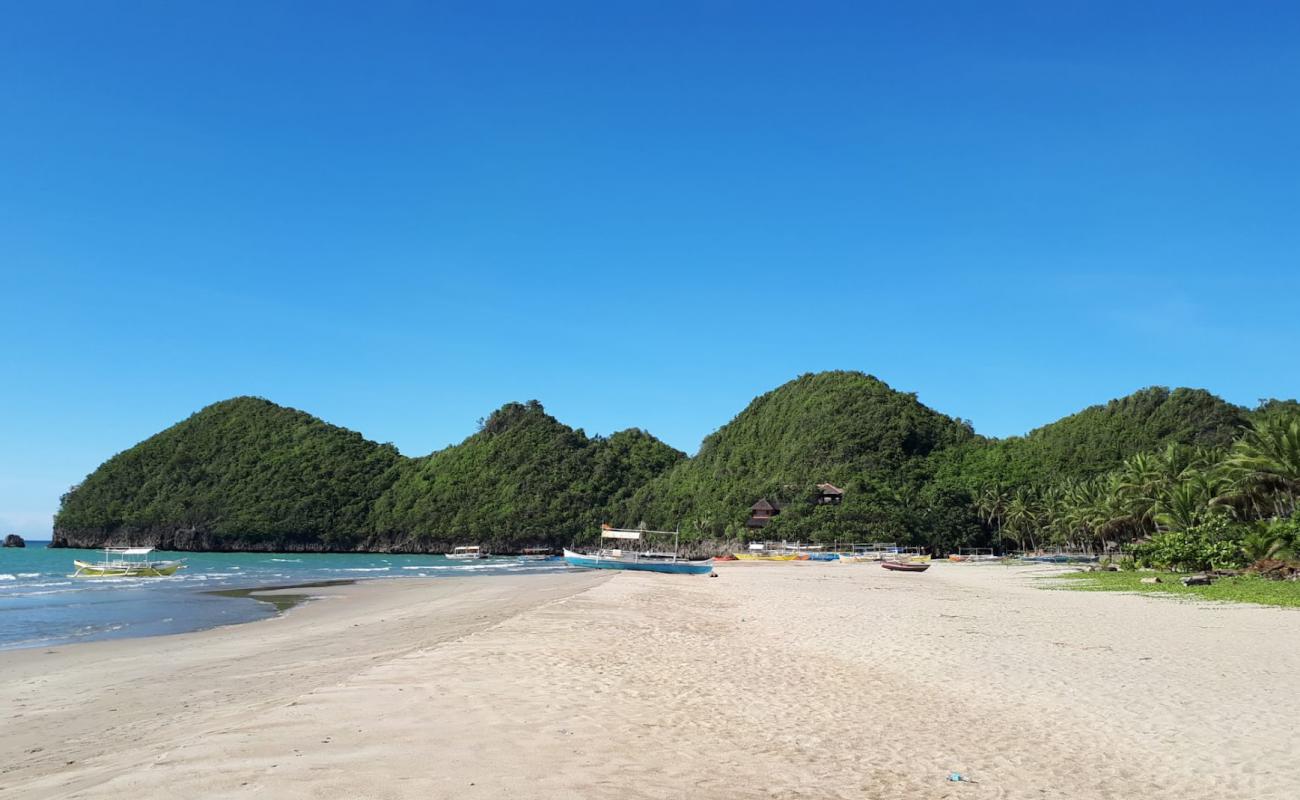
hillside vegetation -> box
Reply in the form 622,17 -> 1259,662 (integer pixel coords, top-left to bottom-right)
53,373 -> 1288,554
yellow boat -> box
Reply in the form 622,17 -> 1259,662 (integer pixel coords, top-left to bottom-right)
73,547 -> 186,578
733,552 -> 798,561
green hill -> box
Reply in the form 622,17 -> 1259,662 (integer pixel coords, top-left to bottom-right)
53,397 -> 683,552
617,372 -> 984,549
932,387 -> 1250,493
366,400 -> 684,550
52,375 -> 1277,554
53,397 -> 403,550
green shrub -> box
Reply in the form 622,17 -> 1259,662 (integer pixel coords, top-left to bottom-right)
1129,516 -> 1250,571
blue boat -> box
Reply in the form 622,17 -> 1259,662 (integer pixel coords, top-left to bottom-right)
1022,553 -> 1099,564
808,552 -> 840,561
563,549 -> 715,575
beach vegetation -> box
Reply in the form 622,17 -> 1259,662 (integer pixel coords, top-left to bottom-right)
1050,570 -> 1300,608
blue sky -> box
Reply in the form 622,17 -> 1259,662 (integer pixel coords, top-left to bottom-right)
3,1 -> 1298,537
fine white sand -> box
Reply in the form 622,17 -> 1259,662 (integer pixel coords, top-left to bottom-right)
1,563 -> 1297,799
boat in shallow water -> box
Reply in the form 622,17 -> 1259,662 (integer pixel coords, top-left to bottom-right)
446,545 -> 487,560
881,560 -> 930,573
72,547 -> 186,578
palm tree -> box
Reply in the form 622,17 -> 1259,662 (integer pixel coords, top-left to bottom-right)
1005,487 -> 1041,552
1218,417 -> 1300,519
1240,525 -> 1296,563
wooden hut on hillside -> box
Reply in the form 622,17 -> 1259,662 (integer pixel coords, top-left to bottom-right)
746,499 -> 782,529
814,483 -> 845,505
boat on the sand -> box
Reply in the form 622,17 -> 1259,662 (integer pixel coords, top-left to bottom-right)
881,560 -> 931,573
564,525 -> 713,575
72,547 -> 186,578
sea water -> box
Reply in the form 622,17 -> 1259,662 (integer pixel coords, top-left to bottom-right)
0,543 -> 568,651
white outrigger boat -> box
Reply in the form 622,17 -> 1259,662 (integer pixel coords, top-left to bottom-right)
72,547 -> 186,578
564,525 -> 714,575
445,545 -> 488,560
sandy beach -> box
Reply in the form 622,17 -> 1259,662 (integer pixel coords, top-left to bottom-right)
2,563 -> 1297,799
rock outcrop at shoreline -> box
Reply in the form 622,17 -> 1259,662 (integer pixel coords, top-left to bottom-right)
3,533 -> 25,548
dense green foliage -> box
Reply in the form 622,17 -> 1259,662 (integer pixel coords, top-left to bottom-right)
54,373 -> 1291,555
617,372 -> 985,549
933,387 -> 1248,493
978,414 -> 1300,570
55,397 -> 403,547
55,397 -> 683,551
368,401 -> 684,549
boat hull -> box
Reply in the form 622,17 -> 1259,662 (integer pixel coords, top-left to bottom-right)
881,561 -> 930,573
563,550 -> 714,575
72,560 -> 185,578
1023,554 -> 1099,564
733,553 -> 798,561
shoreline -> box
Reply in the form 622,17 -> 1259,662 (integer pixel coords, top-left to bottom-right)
2,564 -> 1297,799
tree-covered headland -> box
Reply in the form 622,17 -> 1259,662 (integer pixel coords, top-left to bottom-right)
53,373 -> 1298,564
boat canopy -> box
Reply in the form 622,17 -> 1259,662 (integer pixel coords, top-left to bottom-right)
601,528 -> 642,540
107,547 -> 154,555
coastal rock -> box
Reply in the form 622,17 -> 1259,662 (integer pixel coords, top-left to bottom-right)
1140,577 -> 1162,584
3,534 -> 24,548
1181,574 -> 1214,587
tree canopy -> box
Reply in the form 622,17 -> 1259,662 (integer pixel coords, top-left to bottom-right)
53,375 -> 1289,554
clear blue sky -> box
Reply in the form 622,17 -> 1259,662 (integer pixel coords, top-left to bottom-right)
3,1 -> 1298,538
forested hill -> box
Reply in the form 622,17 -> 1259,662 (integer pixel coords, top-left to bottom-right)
53,374 -> 1276,553
616,372 -> 982,548
365,401 -> 685,551
53,397 -> 403,550
931,387 -> 1251,494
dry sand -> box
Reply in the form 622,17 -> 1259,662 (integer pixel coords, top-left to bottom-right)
1,563 -> 1297,799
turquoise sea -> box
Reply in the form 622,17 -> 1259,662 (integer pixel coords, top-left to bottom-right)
0,543 -> 568,651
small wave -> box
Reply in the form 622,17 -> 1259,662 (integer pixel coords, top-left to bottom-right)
267,559 -> 301,563
331,567 -> 391,573
0,575 -> 15,581
17,573 -> 41,578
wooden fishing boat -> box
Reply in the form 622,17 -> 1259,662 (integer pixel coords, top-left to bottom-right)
72,548 -> 186,578
445,545 -> 487,560
564,525 -> 713,575
881,560 -> 930,573
1022,553 -> 1099,564
516,547 -> 557,561
734,542 -> 800,561
564,549 -> 714,575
